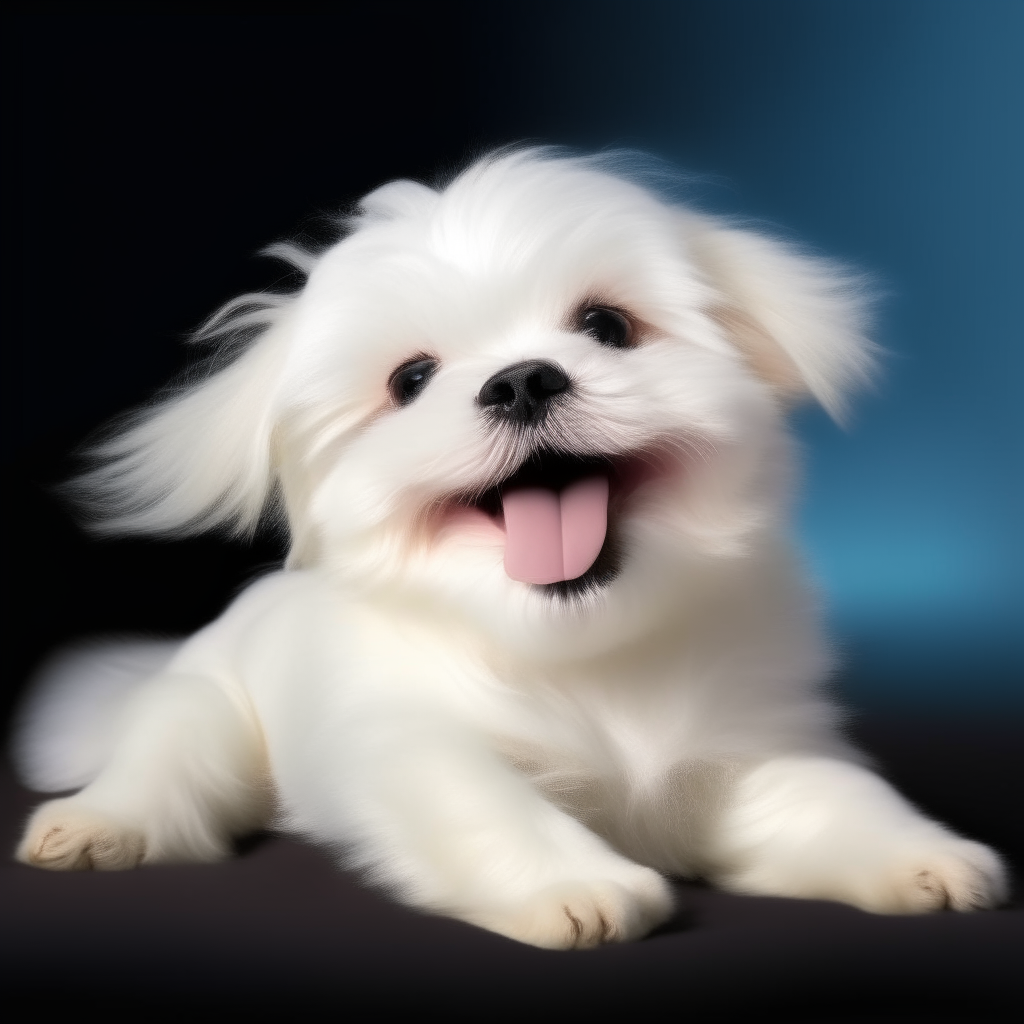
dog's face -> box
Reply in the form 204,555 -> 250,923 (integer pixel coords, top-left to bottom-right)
87,152 -> 872,655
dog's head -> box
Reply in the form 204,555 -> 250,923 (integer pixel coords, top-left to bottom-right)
81,150 -> 873,652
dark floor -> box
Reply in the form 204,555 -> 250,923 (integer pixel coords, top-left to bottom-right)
1,715 -> 1020,1021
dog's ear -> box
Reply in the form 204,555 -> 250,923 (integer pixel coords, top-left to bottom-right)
73,295 -> 293,539
687,218 -> 877,422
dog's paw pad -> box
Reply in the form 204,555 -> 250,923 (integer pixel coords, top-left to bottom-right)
471,870 -> 673,949
17,800 -> 145,871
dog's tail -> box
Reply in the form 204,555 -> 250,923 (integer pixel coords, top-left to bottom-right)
11,639 -> 182,792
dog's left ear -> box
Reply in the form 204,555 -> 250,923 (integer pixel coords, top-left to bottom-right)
687,218 -> 877,422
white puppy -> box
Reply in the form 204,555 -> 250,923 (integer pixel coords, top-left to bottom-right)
14,150 -> 1006,949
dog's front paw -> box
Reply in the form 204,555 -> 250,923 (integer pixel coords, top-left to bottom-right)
861,836 -> 1008,914
468,868 -> 674,949
17,799 -> 145,871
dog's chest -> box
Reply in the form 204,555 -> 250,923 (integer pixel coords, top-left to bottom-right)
488,669 -> 722,792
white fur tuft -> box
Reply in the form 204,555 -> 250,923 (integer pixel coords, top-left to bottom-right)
13,640 -> 181,792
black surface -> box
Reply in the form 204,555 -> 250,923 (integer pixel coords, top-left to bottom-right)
1,718 -> 1020,1020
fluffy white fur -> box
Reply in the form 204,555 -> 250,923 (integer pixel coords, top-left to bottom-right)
14,150 -> 1005,948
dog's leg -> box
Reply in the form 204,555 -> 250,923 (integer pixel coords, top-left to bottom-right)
293,718 -> 673,949
17,673 -> 269,871
707,756 -> 1007,912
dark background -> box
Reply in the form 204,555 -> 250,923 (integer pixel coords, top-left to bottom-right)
3,5 -> 1022,1018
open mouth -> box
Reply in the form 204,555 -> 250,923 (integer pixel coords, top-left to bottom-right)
476,451 -> 615,587
450,449 -> 663,596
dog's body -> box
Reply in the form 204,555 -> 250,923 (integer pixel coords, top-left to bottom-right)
15,151 -> 1005,948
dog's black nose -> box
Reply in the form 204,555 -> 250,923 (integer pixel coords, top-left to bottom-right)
477,360 -> 571,425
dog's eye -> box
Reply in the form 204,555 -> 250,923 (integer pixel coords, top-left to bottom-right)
577,306 -> 632,349
389,358 -> 439,406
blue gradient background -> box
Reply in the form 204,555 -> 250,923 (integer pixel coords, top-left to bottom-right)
9,5 -> 1020,712
487,0 -> 1022,706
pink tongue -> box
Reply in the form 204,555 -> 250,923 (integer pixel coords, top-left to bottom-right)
502,476 -> 609,584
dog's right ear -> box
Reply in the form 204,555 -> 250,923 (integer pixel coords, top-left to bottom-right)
73,294 -> 294,539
